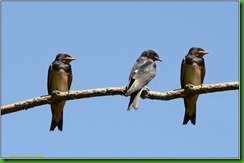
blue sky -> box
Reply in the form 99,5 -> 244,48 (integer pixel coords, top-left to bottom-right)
1,1 -> 239,158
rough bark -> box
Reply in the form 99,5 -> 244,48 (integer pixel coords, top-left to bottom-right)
1,82 -> 239,115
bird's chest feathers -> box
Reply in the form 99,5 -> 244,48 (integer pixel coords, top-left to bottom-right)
184,63 -> 202,85
143,60 -> 156,72
51,69 -> 69,92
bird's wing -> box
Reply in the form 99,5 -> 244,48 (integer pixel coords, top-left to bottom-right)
180,58 -> 186,88
127,58 -> 147,91
127,60 -> 156,94
68,65 -> 73,90
47,64 -> 54,94
128,58 -> 147,80
134,61 -> 156,85
201,60 -> 206,84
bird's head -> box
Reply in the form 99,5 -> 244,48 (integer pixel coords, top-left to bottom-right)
189,47 -> 208,58
141,49 -> 162,62
55,53 -> 75,64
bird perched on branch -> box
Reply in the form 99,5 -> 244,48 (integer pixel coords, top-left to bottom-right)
47,53 -> 75,131
180,47 -> 208,125
125,49 -> 162,111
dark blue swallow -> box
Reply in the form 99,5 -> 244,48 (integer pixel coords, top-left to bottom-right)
125,50 -> 162,111
47,53 -> 75,131
180,47 -> 208,125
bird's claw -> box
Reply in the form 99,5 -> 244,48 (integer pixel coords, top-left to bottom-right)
47,90 -> 61,104
185,84 -> 194,89
144,86 -> 151,91
141,90 -> 148,99
181,84 -> 196,98
51,90 -> 61,95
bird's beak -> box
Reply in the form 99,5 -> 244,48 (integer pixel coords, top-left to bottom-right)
65,57 -> 76,63
198,50 -> 208,57
154,57 -> 162,62
198,50 -> 208,55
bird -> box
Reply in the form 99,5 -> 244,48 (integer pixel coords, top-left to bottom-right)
125,49 -> 162,111
180,47 -> 208,125
47,53 -> 75,131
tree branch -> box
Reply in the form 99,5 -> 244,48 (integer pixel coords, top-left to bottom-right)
1,81 -> 239,115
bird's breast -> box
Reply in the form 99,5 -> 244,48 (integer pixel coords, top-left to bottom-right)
184,63 -> 202,85
145,64 -> 155,71
51,69 -> 69,92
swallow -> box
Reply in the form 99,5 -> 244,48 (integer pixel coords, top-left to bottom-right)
125,49 -> 162,111
180,47 -> 208,125
47,53 -> 75,131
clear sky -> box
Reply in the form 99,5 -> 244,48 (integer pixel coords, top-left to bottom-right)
2,1 -> 239,158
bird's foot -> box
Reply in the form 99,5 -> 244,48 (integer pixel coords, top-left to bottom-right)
51,90 -> 61,95
141,90 -> 148,99
144,86 -> 151,91
141,86 -> 152,99
181,84 -> 195,98
124,86 -> 129,97
48,90 -> 62,104
185,84 -> 194,89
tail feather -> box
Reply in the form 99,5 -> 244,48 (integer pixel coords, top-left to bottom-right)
183,112 -> 196,125
50,119 -> 63,131
182,97 -> 197,125
127,89 -> 143,111
127,92 -> 137,111
50,109 -> 63,131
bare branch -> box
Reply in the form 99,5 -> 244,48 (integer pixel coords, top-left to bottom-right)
1,82 -> 239,115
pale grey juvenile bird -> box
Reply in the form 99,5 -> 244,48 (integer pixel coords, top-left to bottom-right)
125,50 -> 162,111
